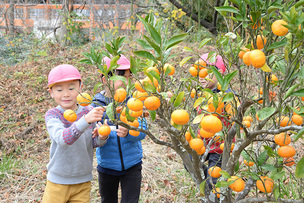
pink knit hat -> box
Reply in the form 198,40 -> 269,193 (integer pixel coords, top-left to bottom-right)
48,64 -> 81,88
102,55 -> 130,70
200,53 -> 226,73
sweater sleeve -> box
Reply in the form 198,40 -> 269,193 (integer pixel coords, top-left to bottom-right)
45,109 -> 91,146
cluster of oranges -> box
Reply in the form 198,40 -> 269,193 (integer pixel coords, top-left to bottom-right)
274,132 -> 296,166
188,59 -> 208,78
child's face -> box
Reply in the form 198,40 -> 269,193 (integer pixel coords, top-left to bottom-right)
114,69 -> 132,90
199,74 -> 218,90
49,80 -> 82,110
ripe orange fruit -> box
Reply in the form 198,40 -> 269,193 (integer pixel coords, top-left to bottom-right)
127,98 -> 143,111
185,131 -> 192,142
128,119 -> 139,128
129,109 -> 143,117
193,59 -> 207,70
256,176 -> 274,193
278,146 -> 296,158
189,138 -> 204,150
98,125 -> 111,136
244,160 -> 254,166
250,15 -> 262,29
208,99 -> 224,112
270,74 -> 278,84
199,128 -> 215,138
239,47 -> 250,59
189,66 -> 198,76
250,49 -> 266,68
120,114 -> 128,123
256,35 -> 267,49
190,89 -> 196,98
133,90 -> 148,101
231,143 -> 235,151
274,133 -> 291,146
77,93 -> 92,106
200,115 -> 222,133
144,76 -> 158,88
114,88 -> 127,102
276,116 -> 291,127
199,68 -> 208,78
292,114 -> 303,126
135,80 -> 145,92
129,130 -> 140,137
144,96 -> 161,111
146,66 -> 160,74
208,166 -> 222,178
242,51 -> 252,66
212,188 -> 220,198
243,120 -> 251,128
243,115 -> 253,122
196,146 -> 206,155
214,135 -> 221,143
171,109 -> 190,125
284,157 -> 295,166
228,176 -> 245,192
164,63 -> 175,75
220,143 -> 224,151
271,20 -> 288,36
302,97 -> 304,101
259,87 -> 263,95
63,109 -> 77,122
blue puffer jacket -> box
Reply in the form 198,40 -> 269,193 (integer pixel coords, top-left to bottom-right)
91,91 -> 147,171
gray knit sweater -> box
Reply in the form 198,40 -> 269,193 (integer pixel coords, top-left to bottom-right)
45,105 -> 106,184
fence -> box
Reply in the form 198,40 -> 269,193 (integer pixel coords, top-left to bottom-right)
0,2 -> 144,38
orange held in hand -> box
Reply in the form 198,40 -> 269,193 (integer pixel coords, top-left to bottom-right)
63,109 -> 77,122
98,125 -> 111,136
114,88 -> 127,102
77,93 -> 92,106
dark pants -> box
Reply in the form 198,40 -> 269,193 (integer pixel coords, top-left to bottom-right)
98,164 -> 142,203
203,153 -> 222,189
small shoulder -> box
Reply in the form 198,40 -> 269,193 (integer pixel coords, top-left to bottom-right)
45,108 -> 63,123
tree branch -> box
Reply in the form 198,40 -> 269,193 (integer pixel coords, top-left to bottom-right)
236,197 -> 304,203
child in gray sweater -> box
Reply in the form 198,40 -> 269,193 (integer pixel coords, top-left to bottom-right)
42,64 -> 108,202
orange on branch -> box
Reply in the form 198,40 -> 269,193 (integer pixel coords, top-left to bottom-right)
98,125 -> 111,136
164,63 -> 175,75
242,51 -> 252,66
250,49 -> 266,68
189,138 -> 204,151
256,176 -> 274,193
128,119 -> 139,128
208,166 -> 222,178
171,109 -> 190,125
185,131 -> 192,142
284,157 -> 295,166
144,76 -> 158,88
114,88 -> 127,102
278,146 -> 296,158
146,66 -> 160,74
243,120 -> 251,128
196,146 -> 206,155
276,116 -> 291,127
228,176 -> 245,192
199,68 -> 208,78
292,114 -> 303,126
272,20 -> 289,36
144,96 -> 161,111
129,130 -> 140,137
199,128 -> 215,139
200,115 -> 223,133
244,160 -> 254,166
133,90 -> 148,101
77,93 -> 92,106
63,109 -> 77,122
193,59 -> 207,70
129,109 -> 143,117
189,66 -> 198,76
135,80 -> 145,92
190,89 -> 196,98
127,98 -> 143,111
212,188 -> 221,198
239,47 -> 250,59
243,115 -> 253,122
274,133 -> 291,146
256,35 -> 267,49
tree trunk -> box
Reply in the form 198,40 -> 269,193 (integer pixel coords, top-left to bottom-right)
7,0 -> 17,35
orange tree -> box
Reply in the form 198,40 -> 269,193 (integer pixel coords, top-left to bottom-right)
80,1 -> 304,201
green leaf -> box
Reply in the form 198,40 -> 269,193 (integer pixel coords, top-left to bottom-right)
137,15 -> 161,45
199,180 -> 206,197
179,56 -> 193,67
215,180 -> 231,188
106,102 -> 115,121
110,75 -> 127,83
143,35 -> 161,54
222,92 -> 234,103
215,6 -> 239,14
294,127 -> 304,141
284,84 -> 300,100
148,110 -> 156,121
295,156 -> 304,178
193,114 -> 204,124
194,97 -> 204,108
266,39 -> 287,51
219,170 -> 231,179
134,50 -> 157,62
257,107 -> 276,120
273,187 -> 280,201
263,145 -> 275,157
257,151 -> 268,166
270,170 -> 285,180
165,33 -> 188,50
290,88 -> 304,97
136,39 -> 153,50
267,6 -> 282,14
199,38 -> 212,49
210,66 -> 224,87
261,164 -> 276,172
223,70 -> 237,90
183,46 -> 195,53
174,91 -> 185,107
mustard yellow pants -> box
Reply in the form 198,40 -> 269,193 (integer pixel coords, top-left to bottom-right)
42,180 -> 91,203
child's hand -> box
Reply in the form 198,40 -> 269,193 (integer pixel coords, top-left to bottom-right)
84,107 -> 105,124
117,125 -> 128,137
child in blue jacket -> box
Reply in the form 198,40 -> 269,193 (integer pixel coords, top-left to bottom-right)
91,55 -> 147,203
